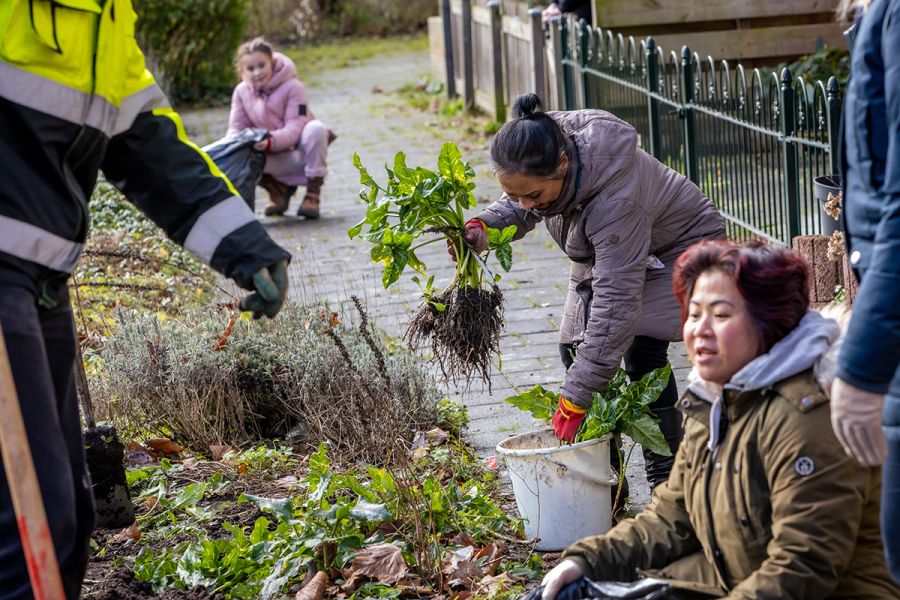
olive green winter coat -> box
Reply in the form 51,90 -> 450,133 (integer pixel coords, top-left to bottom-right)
562,367 -> 899,599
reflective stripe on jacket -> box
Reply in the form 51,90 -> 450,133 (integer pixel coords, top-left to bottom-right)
0,0 -> 289,299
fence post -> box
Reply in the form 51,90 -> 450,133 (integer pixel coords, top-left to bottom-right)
440,0 -> 457,99
780,68 -> 801,240
461,0 -> 475,111
578,20 -> 591,109
646,37 -> 662,161
560,18 -> 575,110
487,1 -> 506,121
680,46 -> 699,184
826,76 -> 842,176
528,8 -> 545,102
549,18 -> 565,110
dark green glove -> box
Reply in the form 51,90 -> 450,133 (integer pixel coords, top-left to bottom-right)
239,261 -> 288,319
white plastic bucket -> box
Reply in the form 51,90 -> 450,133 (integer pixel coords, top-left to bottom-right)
496,428 -> 616,551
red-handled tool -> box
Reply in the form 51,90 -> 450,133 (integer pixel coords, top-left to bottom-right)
0,323 -> 65,599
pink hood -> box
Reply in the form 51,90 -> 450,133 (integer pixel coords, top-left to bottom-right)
227,52 -> 312,153
244,52 -> 297,93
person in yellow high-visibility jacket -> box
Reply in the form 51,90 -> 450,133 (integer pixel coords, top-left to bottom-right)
0,2 -> 291,596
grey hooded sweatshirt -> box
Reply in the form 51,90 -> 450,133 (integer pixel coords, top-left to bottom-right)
477,110 -> 724,406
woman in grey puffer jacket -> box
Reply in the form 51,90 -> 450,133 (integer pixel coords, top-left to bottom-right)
465,94 -> 724,487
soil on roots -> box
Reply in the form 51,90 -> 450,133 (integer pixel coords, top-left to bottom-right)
406,285 -> 503,385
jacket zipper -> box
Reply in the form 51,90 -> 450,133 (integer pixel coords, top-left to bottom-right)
704,422 -> 730,589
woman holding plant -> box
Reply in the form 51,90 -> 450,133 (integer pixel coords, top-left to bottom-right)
534,240 -> 899,600
461,94 -> 724,487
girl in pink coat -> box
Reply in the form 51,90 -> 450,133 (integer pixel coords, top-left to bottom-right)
228,38 -> 333,218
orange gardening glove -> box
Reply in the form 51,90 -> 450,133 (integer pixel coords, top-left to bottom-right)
552,397 -> 587,442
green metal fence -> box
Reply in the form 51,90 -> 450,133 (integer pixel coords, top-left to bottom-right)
553,18 -> 842,245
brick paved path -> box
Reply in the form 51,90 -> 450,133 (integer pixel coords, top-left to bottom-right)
181,49 -> 692,508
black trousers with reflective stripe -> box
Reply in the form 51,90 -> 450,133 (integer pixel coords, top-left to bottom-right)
0,283 -> 94,599
560,335 -> 683,489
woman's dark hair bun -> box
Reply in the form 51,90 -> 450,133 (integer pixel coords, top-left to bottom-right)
512,93 -> 543,119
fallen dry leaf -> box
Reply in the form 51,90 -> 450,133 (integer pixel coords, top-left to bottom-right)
212,316 -> 236,351
145,438 -> 183,457
109,523 -> 141,544
448,559 -> 484,584
443,546 -> 483,585
209,444 -> 234,461
425,427 -> 449,446
296,571 -> 328,600
449,532 -> 476,547
473,543 -> 503,576
410,431 -> 428,453
476,573 -> 512,594
342,543 -> 407,591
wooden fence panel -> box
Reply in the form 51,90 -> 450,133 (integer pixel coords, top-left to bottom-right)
501,9 -> 544,107
593,0 -> 838,27
592,0 -> 845,62
472,3 -> 505,120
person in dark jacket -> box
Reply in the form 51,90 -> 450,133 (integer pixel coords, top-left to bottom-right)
830,0 -> 900,583
541,0 -> 591,24
537,240 -> 899,600
0,1 -> 290,597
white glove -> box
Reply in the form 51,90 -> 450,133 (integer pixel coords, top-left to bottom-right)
831,377 -> 887,466
541,559 -> 583,600
541,3 -> 562,23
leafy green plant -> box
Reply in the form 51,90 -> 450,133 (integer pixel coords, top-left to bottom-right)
349,143 -> 515,384
504,366 -> 673,452
504,366 -> 672,514
129,443 -> 522,597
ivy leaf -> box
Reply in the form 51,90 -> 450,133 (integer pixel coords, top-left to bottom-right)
624,413 -> 672,456
504,385 -> 558,420
349,498 -> 391,522
239,494 -> 294,522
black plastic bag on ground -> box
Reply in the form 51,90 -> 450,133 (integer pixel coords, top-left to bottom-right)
521,577 -> 684,600
202,128 -> 268,210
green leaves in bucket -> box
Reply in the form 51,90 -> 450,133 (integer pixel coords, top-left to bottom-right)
503,365 -> 672,456
503,385 -> 557,421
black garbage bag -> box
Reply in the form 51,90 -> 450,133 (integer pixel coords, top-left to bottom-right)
522,577 -> 677,600
202,128 -> 268,210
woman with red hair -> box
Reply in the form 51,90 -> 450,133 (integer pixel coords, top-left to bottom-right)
533,240 -> 898,599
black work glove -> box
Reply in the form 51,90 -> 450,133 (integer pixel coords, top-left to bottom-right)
238,261 -> 288,319
521,577 -> 675,600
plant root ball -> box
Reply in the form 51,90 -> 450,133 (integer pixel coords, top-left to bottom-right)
406,285 -> 504,385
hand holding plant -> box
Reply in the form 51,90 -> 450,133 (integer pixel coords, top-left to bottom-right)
505,366 -> 673,513
349,142 -> 516,384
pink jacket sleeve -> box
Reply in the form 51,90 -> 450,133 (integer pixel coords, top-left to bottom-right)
269,80 -> 311,153
227,85 -> 252,136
